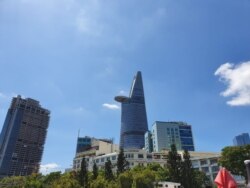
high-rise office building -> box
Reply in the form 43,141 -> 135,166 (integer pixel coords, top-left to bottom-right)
145,121 -> 195,152
144,131 -> 153,153
233,133 -> 250,146
0,95 -> 50,177
115,71 -> 148,149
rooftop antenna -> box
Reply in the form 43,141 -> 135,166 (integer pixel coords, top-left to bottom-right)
78,129 -> 80,138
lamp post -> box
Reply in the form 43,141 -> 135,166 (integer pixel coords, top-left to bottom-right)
244,160 -> 250,188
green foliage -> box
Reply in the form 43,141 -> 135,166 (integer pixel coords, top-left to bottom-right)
180,150 -> 194,188
193,170 -> 211,188
92,162 -> 98,180
105,159 -> 114,181
118,171 -> 133,188
146,163 -> 168,181
90,176 -> 118,188
117,148 -> 129,175
90,176 -> 106,188
166,144 -> 182,183
166,147 -> 210,188
219,145 -> 250,180
51,172 -> 81,188
131,164 -> 146,172
43,171 -> 61,187
132,169 -> 156,188
25,173 -> 43,188
0,152 -> 214,188
79,157 -> 88,188
0,176 -> 26,188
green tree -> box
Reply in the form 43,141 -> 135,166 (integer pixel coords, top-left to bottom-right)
79,157 -> 88,188
166,144 -> 182,183
146,163 -> 168,181
193,170 -> 211,188
219,145 -> 250,181
117,148 -> 129,175
92,162 -> 98,180
51,172 -> 81,188
25,173 -> 43,188
133,169 -> 156,188
43,171 -> 61,187
105,159 -> 114,181
90,176 -> 118,188
118,171 -> 133,188
181,150 -> 194,188
0,176 -> 26,188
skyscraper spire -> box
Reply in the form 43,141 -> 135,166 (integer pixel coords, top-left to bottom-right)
115,71 -> 148,149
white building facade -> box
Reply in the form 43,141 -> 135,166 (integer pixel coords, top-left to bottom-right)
73,149 -> 220,184
145,121 -> 195,152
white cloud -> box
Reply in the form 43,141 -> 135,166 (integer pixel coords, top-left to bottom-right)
75,0 -> 105,37
0,93 -> 7,99
102,103 -> 120,110
215,61 -> 250,106
40,163 -> 61,175
119,90 -> 126,95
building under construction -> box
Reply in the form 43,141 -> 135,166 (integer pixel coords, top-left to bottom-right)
0,95 -> 50,177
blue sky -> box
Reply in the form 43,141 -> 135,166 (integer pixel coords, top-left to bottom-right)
0,0 -> 250,173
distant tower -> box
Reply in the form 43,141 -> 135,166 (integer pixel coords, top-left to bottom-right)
233,133 -> 250,146
115,71 -> 148,149
0,95 -> 50,177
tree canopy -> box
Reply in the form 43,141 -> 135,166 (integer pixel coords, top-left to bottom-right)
219,144 -> 250,181
116,148 -> 129,175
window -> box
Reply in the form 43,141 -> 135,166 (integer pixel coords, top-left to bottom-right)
112,156 -> 116,160
126,153 -> 134,158
147,154 -> 152,159
201,167 -> 209,173
212,166 -> 219,172
192,160 -> 199,168
210,159 -> 218,165
200,160 -> 207,166
138,154 -> 143,158
101,158 -> 104,162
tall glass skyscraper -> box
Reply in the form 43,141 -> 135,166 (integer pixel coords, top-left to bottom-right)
0,95 -> 50,177
233,133 -> 250,146
115,71 -> 148,149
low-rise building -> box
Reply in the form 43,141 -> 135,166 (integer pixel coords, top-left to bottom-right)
154,182 -> 182,188
189,151 -> 221,181
73,138 -> 119,170
73,149 -> 221,184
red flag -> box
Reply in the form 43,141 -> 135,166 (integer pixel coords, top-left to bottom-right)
214,168 -> 238,188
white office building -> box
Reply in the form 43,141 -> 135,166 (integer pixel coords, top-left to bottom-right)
145,121 -> 195,152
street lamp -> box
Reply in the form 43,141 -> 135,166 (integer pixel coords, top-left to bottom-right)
244,160 -> 250,188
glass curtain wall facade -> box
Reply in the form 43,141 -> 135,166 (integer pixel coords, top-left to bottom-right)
233,133 -> 250,146
76,136 -> 92,154
115,71 -> 148,149
149,121 -> 195,152
0,96 -> 50,177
